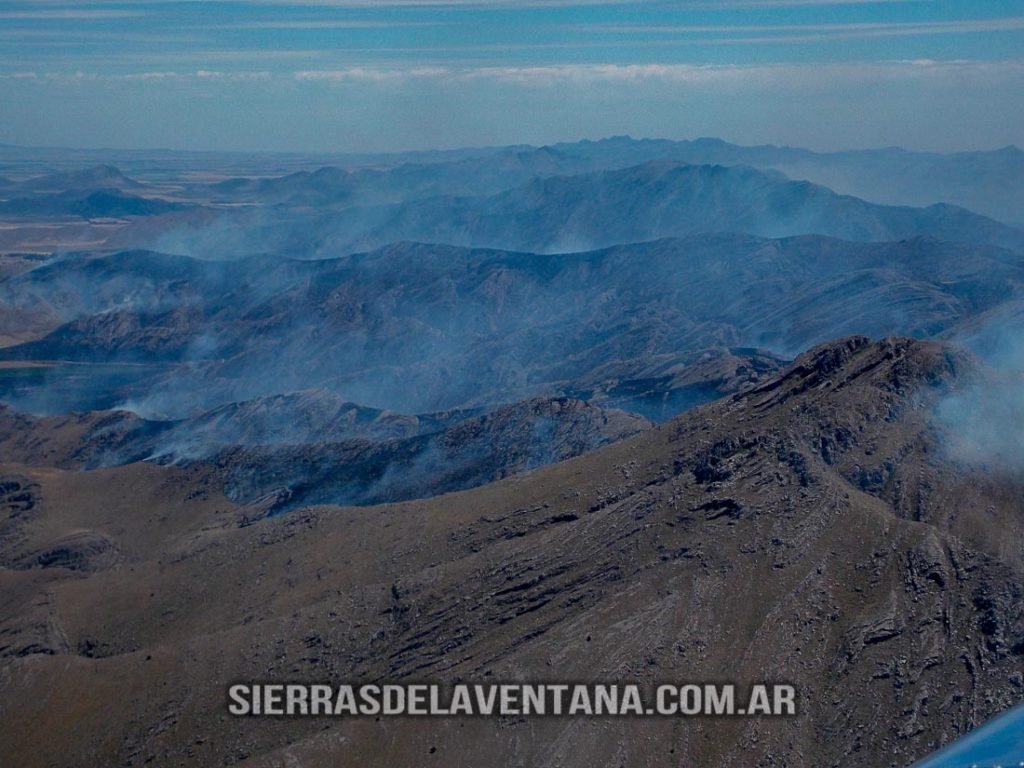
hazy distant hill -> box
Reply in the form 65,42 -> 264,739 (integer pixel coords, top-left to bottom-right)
12,164 -> 143,194
3,234 -> 1022,418
0,137 -> 999,260
0,189 -> 189,219
208,145 -> 585,206
542,136 -> 1024,227
5,138 -> 1019,226
136,160 -> 1024,259
340,161 -> 1024,254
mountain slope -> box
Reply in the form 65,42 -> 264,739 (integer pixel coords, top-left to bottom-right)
0,393 -> 652,513
0,336 -> 1021,767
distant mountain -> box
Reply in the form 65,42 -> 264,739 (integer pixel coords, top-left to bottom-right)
15,164 -> 143,193
0,189 -> 189,219
336,161 -> 1024,254
546,136 -> 1024,227
208,146 -> 583,207
0,142 -> 520,181
4,140 -> 1022,226
179,136 -> 1024,227
126,160 -> 1024,260
2,235 -> 1021,419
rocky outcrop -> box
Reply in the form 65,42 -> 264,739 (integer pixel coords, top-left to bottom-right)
0,337 -> 1022,767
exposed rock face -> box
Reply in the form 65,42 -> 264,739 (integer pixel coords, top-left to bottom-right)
0,336 -> 1021,767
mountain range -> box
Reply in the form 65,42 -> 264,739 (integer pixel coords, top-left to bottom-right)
108,159 -> 1024,259
4,136 -> 1022,226
2,136 -> 1023,766
2,233 -> 1021,420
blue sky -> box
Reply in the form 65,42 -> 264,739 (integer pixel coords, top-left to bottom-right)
0,0 -> 1022,152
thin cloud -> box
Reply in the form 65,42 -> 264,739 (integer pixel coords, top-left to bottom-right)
220,0 -> 646,5
13,0 -> 649,6
0,9 -> 145,19
688,0 -> 931,6
294,66 -> 449,81
5,59 -> 1022,86
218,20 -> 441,30
0,69 -> 273,82
0,0 -> 930,7
146,59 -> 1024,87
576,17 -> 1024,43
